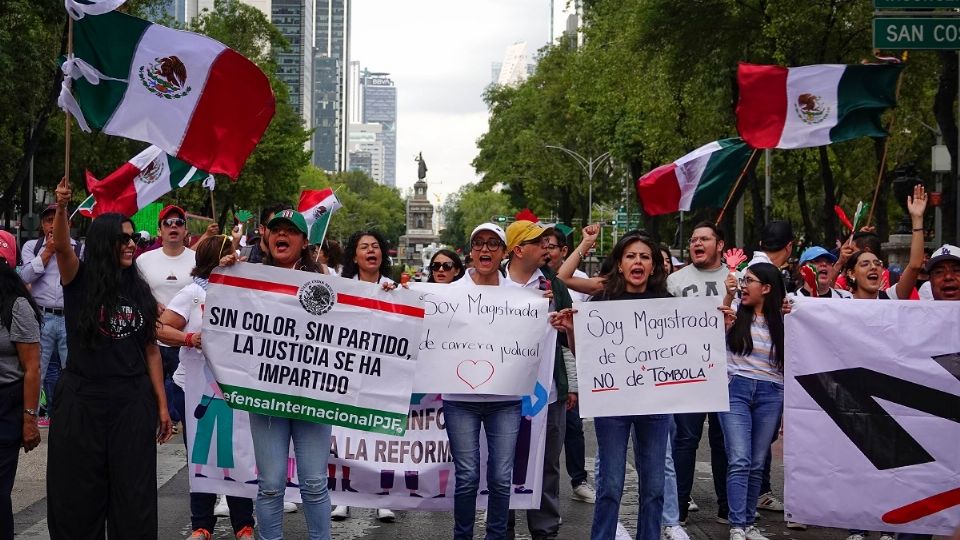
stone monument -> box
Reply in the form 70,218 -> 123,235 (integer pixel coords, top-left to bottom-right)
398,153 -> 438,269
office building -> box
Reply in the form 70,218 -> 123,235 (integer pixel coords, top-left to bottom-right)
347,123 -> 384,183
272,0 -> 314,128
361,71 -> 397,187
312,0 -> 350,172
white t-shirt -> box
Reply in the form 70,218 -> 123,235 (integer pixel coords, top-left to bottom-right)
136,247 -> 196,306
167,282 -> 205,389
667,263 -> 729,299
568,269 -> 591,303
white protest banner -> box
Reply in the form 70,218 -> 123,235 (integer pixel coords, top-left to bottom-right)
573,296 -> 728,417
203,264 -> 424,435
785,297 -> 960,535
409,283 -> 551,394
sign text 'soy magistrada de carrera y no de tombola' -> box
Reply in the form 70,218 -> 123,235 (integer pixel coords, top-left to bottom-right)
202,264 -> 425,436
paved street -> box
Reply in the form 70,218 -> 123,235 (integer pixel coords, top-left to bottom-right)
10,421 -> 943,539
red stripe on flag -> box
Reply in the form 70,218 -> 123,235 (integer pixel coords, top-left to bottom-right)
635,163 -> 681,216
337,293 -> 425,318
298,189 -> 334,212
209,273 -> 299,295
736,63 -> 789,149
178,49 -> 275,179
881,486 -> 960,524
87,164 -> 141,217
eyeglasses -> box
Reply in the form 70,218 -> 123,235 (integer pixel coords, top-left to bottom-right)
738,276 -> 762,287
543,243 -> 560,250
856,259 -> 884,269
689,235 -> 716,245
430,261 -> 455,272
162,217 -> 186,227
471,238 -> 504,251
117,232 -> 142,245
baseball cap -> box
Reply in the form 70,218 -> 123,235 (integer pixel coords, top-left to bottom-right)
158,205 -> 186,223
267,209 -> 309,236
760,220 -> 793,251
40,204 -> 58,218
505,220 -> 552,251
799,246 -> 837,265
925,244 -> 960,272
469,223 -> 506,246
0,231 -> 16,268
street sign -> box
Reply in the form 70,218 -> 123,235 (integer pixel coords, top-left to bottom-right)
874,18 -> 960,49
875,0 -> 960,8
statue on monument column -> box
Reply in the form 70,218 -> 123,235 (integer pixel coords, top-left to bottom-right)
416,152 -> 428,180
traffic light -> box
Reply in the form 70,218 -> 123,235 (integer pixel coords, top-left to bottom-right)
496,216 -> 506,223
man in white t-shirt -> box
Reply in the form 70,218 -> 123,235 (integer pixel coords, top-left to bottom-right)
136,205 -> 196,426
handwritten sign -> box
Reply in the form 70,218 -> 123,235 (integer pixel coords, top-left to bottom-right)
203,264 -> 425,435
409,283 -> 552,394
573,296 -> 729,417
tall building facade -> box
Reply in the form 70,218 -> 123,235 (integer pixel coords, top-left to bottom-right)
312,0 -> 350,172
347,123 -> 384,183
272,0 -> 314,128
361,71 -> 397,187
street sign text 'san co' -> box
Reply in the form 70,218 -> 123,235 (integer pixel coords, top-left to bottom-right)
875,18 -> 960,49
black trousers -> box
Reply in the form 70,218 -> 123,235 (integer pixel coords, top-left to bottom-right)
46,372 -> 158,540
0,379 -> 24,540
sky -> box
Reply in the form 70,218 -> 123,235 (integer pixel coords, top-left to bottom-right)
351,0 -> 572,204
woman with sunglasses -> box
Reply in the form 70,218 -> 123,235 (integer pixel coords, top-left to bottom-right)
717,263 -> 786,540
157,235 -> 255,540
46,178 -> 173,538
427,249 -> 464,284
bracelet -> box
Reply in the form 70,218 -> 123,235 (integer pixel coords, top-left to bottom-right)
578,249 -> 585,259
912,227 -> 924,232
23,408 -> 37,417
184,333 -> 194,347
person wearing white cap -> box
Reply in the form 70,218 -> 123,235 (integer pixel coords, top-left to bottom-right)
925,244 -> 960,301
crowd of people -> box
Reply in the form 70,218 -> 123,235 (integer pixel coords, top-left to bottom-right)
0,177 -> 957,540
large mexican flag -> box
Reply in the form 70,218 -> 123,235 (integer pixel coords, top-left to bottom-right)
60,10 -> 274,178
635,138 -> 753,216
736,63 -> 902,149
298,189 -> 343,244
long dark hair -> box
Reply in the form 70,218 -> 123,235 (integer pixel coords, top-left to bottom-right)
192,235 -> 235,279
727,262 -> 785,371
77,213 -> 158,349
600,233 -> 667,299
0,264 -> 41,331
341,230 -> 391,280
427,249 -> 464,283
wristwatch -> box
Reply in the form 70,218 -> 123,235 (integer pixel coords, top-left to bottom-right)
23,408 -> 38,416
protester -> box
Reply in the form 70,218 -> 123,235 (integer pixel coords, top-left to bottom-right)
441,222 -> 521,540
503,220 -> 573,540
660,244 -> 675,276
156,235 -> 255,540
748,221 -> 794,270
796,246 -> 850,298
46,178 -> 172,538
557,223 -> 606,297
926,244 -> 959,301
318,239 -> 344,275
0,231 -> 41,540
718,262 -> 786,540
427,249 -> 464,284
18,205 -> 78,426
239,203 -> 293,264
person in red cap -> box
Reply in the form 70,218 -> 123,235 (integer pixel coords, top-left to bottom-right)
0,229 -> 42,540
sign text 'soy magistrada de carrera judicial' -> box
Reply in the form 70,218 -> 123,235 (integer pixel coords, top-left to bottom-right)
202,264 -> 425,436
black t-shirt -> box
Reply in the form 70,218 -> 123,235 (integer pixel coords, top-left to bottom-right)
64,263 -> 150,379
592,289 -> 673,301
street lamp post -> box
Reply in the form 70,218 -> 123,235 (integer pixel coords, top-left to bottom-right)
545,145 -> 611,225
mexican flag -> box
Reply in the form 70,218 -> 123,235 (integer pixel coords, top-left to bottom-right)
298,189 -> 342,244
635,138 -> 753,216
59,10 -> 274,178
736,63 -> 902,149
84,145 -> 213,218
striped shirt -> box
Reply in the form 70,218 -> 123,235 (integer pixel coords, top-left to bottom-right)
727,316 -> 783,384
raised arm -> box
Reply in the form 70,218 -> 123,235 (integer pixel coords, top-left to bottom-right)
53,177 -> 79,285
558,223 -> 599,280
894,184 -> 927,300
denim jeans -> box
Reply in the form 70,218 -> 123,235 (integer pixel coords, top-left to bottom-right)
718,376 -> 783,529
249,413 -> 332,540
159,347 -> 182,424
564,403 -> 588,487
592,414 -> 670,540
673,411 -> 728,521
444,399 -> 521,540
662,417 -> 681,527
39,313 -> 68,413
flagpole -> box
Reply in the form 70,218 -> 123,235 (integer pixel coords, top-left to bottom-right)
865,57 -> 906,228
715,148 -> 760,225
209,190 -> 217,222
63,16 -> 74,183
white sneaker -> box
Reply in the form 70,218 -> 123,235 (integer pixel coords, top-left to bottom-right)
331,505 -> 349,520
687,498 -> 699,512
213,495 -> 229,517
615,521 -> 632,540
729,528 -> 746,540
879,535 -> 896,540
376,508 -> 396,522
283,501 -> 297,513
661,525 -> 691,540
845,535 -> 866,540
744,525 -> 768,540
756,492 -> 784,512
571,482 -> 597,503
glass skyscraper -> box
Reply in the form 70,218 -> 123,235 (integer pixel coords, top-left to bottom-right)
312,0 -> 350,172
361,72 -> 396,187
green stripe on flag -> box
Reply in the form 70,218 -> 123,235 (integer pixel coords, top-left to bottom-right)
830,64 -> 902,144
217,383 -> 407,436
688,138 -> 753,210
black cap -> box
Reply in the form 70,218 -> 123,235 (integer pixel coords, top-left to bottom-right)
760,221 -> 793,251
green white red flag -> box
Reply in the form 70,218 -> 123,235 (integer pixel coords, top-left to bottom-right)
635,138 -> 753,216
736,63 -> 902,149
83,145 -> 213,218
298,188 -> 342,244
58,10 -> 274,178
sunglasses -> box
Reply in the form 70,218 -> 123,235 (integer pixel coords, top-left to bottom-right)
162,217 -> 186,227
430,261 -> 456,272
471,238 -> 504,250
117,232 -> 142,245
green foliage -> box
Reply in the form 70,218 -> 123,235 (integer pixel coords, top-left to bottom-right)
438,183 -> 515,251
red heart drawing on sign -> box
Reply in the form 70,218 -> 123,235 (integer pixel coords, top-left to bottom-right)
456,360 -> 495,390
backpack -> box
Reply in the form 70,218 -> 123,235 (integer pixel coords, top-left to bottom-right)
32,236 -> 83,260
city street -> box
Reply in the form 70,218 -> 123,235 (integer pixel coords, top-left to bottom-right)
10,421 -> 909,539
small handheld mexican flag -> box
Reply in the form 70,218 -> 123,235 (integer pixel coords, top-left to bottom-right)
82,145 -> 213,218
298,189 -> 342,244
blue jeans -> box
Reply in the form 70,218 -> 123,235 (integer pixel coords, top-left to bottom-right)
249,414 -> 332,540
593,414 -> 670,540
673,411 -> 728,521
159,347 -> 182,424
718,376 -> 783,529
662,417 -> 681,527
443,399 -> 521,540
39,313 -> 68,413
